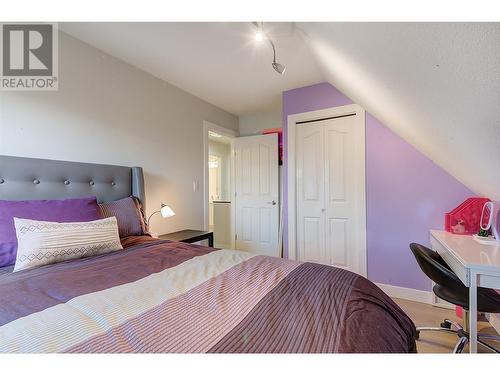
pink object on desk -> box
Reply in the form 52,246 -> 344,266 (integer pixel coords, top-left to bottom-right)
445,197 -> 490,235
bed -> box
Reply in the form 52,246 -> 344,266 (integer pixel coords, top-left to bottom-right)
0,155 -> 416,353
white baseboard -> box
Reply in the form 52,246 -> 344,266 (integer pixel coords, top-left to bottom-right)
376,283 -> 433,305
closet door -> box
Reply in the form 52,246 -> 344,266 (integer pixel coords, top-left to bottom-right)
296,122 -> 327,264
324,116 -> 359,270
295,114 -> 365,275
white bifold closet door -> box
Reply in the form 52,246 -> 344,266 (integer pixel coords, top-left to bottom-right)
234,133 -> 279,257
296,115 -> 364,274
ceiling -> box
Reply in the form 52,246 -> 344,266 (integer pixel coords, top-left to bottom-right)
300,22 -> 499,200
60,22 -> 323,115
60,22 -> 499,199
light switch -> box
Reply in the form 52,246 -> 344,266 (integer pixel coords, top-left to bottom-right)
193,180 -> 199,192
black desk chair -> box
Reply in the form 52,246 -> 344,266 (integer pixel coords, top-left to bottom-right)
410,243 -> 500,353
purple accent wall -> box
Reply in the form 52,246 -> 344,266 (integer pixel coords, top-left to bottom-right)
282,82 -> 475,291
365,113 -> 474,290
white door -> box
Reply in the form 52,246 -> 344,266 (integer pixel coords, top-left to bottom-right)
234,134 -> 279,257
296,122 -> 326,263
296,114 -> 365,274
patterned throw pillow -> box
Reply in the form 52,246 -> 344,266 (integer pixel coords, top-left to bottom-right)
98,197 -> 147,238
0,196 -> 102,268
13,217 -> 123,272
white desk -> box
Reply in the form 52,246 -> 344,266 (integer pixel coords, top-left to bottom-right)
430,230 -> 500,353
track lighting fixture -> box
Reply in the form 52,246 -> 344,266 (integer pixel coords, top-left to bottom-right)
253,22 -> 286,75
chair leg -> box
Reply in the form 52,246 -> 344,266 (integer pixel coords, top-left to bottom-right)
453,336 -> 468,354
477,333 -> 500,342
416,314 -> 499,353
443,318 -> 463,331
416,326 -> 458,340
477,339 -> 500,353
462,309 -> 500,352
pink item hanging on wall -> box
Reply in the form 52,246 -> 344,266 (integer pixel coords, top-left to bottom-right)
262,128 -> 283,165
445,197 -> 491,235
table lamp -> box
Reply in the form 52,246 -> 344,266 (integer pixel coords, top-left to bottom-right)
147,203 -> 175,227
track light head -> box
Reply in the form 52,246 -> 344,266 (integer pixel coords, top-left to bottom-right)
272,62 -> 286,75
252,22 -> 286,76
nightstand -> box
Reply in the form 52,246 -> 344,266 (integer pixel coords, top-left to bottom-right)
158,229 -> 214,247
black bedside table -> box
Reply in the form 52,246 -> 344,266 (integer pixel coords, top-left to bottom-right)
158,229 -> 214,247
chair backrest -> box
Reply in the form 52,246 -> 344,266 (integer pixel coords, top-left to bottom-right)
409,243 -> 465,290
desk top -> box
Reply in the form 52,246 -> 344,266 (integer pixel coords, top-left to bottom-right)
158,229 -> 213,242
430,230 -> 500,274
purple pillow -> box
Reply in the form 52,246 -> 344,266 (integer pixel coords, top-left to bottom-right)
0,197 -> 101,267
98,196 -> 146,238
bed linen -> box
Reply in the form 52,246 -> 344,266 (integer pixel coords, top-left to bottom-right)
0,236 -> 416,353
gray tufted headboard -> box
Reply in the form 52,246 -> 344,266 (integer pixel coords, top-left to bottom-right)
0,155 -> 145,210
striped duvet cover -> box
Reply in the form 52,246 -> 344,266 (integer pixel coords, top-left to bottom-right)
0,236 -> 416,353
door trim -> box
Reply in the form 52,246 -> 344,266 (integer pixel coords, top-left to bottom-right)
286,104 -> 367,277
203,121 -> 238,248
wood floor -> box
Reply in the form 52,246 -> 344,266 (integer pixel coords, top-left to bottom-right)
394,298 -> 499,353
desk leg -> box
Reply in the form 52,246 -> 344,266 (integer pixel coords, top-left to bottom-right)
469,271 -> 478,353
208,234 -> 214,247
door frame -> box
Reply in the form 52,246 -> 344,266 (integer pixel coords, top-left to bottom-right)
203,120 -> 238,248
286,104 -> 367,276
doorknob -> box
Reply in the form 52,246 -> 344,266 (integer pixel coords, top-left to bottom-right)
267,200 -> 277,205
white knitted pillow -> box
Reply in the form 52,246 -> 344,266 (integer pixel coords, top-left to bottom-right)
13,217 -> 123,272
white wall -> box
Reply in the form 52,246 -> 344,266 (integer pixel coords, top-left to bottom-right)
238,110 -> 282,136
0,31 -> 239,236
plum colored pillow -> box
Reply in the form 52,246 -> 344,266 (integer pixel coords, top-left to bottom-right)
98,196 -> 147,238
0,196 -> 101,267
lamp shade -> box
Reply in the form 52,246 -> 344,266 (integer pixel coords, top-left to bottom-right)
160,204 -> 175,218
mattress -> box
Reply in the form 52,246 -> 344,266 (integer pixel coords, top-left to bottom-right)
0,236 -> 416,353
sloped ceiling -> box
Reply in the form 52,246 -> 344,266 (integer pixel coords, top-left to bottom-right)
61,22 -> 500,199
299,23 -> 500,200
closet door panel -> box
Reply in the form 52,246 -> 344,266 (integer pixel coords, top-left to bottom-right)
324,116 -> 358,271
328,217 -> 348,267
300,216 -> 324,263
296,123 -> 327,264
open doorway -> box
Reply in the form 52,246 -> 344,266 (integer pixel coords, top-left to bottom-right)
208,154 -> 223,215
203,121 -> 237,249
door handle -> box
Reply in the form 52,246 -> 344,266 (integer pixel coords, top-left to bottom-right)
267,200 -> 277,206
